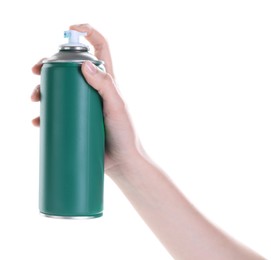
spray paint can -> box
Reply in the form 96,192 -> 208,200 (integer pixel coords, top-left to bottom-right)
39,30 -> 105,218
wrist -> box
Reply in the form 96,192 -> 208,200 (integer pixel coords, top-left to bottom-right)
106,147 -> 148,180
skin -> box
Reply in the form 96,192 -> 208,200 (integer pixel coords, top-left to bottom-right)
31,24 -> 265,260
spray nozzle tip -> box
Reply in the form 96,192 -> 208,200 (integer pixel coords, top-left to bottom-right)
64,30 -> 87,44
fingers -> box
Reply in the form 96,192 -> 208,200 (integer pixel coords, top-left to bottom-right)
32,59 -> 43,127
31,85 -> 40,102
32,117 -> 40,127
31,86 -> 41,127
81,61 -> 124,115
32,58 -> 46,75
70,24 -> 114,77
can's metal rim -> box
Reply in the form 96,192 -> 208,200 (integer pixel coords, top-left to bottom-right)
60,45 -> 89,51
40,213 -> 103,219
43,60 -> 104,65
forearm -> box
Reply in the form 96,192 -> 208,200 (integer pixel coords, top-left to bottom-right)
108,152 -> 264,260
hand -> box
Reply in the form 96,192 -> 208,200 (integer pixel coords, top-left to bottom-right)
31,24 -> 141,175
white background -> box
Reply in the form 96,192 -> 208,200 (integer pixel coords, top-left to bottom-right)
0,0 -> 270,259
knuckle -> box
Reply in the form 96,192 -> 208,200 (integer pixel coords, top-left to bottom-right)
94,36 -> 109,51
96,72 -> 114,97
102,72 -> 114,86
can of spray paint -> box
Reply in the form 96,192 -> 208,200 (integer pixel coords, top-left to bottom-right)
39,30 -> 105,218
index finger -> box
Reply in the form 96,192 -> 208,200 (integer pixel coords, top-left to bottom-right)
32,58 -> 46,75
70,24 -> 114,78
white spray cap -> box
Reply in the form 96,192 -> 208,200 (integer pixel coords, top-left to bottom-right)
62,30 -> 88,47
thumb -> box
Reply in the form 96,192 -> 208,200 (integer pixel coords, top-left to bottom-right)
81,61 -> 124,111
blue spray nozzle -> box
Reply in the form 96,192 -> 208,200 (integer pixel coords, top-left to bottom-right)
63,30 -> 87,45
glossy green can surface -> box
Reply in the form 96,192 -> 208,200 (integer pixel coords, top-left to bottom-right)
40,62 -> 105,218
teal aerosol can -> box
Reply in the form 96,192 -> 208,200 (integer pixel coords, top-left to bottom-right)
39,30 -> 105,218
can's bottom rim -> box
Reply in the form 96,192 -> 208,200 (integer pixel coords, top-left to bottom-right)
40,212 -> 103,219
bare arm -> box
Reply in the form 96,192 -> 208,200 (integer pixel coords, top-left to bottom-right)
108,154 -> 263,259
32,24 -> 265,260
